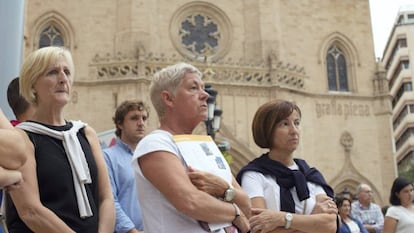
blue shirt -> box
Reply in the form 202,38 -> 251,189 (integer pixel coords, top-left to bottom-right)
351,201 -> 383,233
103,139 -> 144,233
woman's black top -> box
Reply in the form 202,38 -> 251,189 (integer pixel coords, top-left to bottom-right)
6,121 -> 99,233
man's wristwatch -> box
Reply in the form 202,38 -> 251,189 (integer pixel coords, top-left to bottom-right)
284,213 -> 293,229
223,184 -> 236,202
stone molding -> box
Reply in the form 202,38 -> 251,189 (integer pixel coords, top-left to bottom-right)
330,131 -> 384,204
89,50 -> 307,90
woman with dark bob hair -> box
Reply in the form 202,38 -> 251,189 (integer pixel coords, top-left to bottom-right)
236,99 -> 338,233
383,177 -> 414,233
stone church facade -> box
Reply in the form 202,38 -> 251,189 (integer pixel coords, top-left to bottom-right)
23,0 -> 396,205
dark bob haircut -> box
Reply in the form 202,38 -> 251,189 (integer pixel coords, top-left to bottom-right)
252,99 -> 301,148
335,196 -> 352,209
389,176 -> 413,205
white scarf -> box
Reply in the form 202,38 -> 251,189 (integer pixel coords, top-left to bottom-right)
17,121 -> 93,218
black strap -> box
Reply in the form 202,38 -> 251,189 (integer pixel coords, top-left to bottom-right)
336,214 -> 340,233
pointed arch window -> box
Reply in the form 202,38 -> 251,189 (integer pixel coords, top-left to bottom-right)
39,25 -> 64,48
326,45 -> 349,91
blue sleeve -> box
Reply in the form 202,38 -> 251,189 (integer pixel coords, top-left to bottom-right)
103,150 -> 136,233
339,221 -> 350,233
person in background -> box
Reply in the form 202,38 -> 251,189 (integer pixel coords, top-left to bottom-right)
383,177 -> 414,233
0,108 -> 28,188
6,46 -> 115,233
0,108 -> 30,233
7,77 -> 36,126
103,100 -> 149,233
131,62 -> 250,233
236,99 -> 338,233
336,196 -> 368,233
3,77 -> 36,233
351,184 -> 384,233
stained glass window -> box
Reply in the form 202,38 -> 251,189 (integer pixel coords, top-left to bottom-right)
180,14 -> 219,55
39,25 -> 64,48
326,45 -> 348,91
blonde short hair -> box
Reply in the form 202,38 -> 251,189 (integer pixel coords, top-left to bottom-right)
19,46 -> 74,104
150,62 -> 202,120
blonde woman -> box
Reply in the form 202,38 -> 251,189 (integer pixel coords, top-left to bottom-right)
6,47 -> 114,233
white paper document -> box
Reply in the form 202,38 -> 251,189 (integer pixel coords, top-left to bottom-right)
173,134 -> 233,231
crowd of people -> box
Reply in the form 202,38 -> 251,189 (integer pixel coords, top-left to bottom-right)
0,46 -> 413,233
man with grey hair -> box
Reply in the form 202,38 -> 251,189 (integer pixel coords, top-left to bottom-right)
351,183 -> 384,233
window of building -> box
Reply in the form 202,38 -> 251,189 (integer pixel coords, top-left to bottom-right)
407,14 -> 414,23
392,82 -> 413,108
389,60 -> 410,90
181,14 -> 219,55
326,45 -> 348,91
385,38 -> 407,70
395,127 -> 414,151
39,25 -> 64,48
402,60 -> 410,69
170,2 -> 232,61
397,15 -> 404,24
398,151 -> 414,178
393,102 -> 414,130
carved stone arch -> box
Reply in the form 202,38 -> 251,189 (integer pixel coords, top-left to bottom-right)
318,32 -> 359,93
329,131 -> 384,204
334,179 -> 360,199
29,11 -> 76,51
332,178 -> 384,204
318,32 -> 360,66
